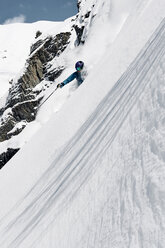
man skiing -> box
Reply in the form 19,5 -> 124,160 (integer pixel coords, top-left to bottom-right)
57,61 -> 86,88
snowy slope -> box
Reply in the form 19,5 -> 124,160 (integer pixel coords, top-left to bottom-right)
0,0 -> 165,247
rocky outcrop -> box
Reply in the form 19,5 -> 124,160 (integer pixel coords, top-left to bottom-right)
35,30 -> 42,39
0,32 -> 71,144
74,25 -> 85,45
0,115 -> 16,142
73,0 -> 96,45
44,66 -> 65,81
6,32 -> 71,109
77,0 -> 81,11
0,148 -> 20,169
12,100 -> 40,122
0,31 -> 71,166
74,19 -> 92,45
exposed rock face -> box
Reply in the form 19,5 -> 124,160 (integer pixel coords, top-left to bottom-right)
0,148 -> 20,169
35,30 -> 42,39
12,100 -> 39,122
6,32 -> 71,109
77,0 -> 81,11
0,32 -> 71,144
73,0 -> 95,45
0,115 -> 16,142
74,25 -> 85,45
44,66 -> 65,81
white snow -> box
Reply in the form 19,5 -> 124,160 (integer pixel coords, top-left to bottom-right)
0,0 -> 165,247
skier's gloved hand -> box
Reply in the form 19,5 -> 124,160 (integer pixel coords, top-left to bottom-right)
57,83 -> 64,88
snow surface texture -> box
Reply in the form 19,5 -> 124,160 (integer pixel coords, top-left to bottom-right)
0,0 -> 165,247
0,17 -> 165,248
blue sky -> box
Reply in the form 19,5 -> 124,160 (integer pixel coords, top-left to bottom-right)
0,0 -> 78,24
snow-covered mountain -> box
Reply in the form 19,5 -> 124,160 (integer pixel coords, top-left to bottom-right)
0,21 -> 60,96
0,0 -> 165,247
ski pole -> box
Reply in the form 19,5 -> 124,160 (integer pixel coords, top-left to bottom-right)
38,86 -> 58,109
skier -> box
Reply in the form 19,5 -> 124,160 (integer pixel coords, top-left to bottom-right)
57,61 -> 87,88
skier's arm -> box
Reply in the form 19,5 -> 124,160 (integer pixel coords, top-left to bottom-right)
60,72 -> 77,87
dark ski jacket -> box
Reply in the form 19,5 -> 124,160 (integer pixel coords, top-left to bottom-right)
61,70 -> 85,87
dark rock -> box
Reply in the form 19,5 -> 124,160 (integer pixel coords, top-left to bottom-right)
45,66 -> 65,81
30,32 -> 71,59
6,90 -> 37,109
0,107 -> 5,116
30,39 -> 44,54
7,123 -> 26,140
77,0 -> 81,11
35,30 -> 42,39
74,25 -> 85,45
0,148 -> 20,169
0,115 -> 16,142
9,79 -> 13,85
0,100 -> 40,142
85,11 -> 91,19
74,2 -> 96,45
12,100 -> 40,122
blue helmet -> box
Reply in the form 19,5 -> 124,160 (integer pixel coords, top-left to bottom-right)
75,61 -> 84,71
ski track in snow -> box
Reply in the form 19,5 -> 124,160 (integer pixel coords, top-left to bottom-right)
0,19 -> 165,248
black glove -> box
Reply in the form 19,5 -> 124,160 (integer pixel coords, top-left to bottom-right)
60,82 -> 64,87
57,83 -> 64,88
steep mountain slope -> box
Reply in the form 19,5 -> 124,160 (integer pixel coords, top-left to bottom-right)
0,0 -> 165,247
0,0 -> 151,165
